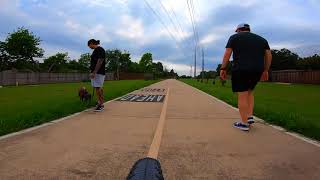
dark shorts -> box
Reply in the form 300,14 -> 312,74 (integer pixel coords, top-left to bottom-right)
231,71 -> 263,92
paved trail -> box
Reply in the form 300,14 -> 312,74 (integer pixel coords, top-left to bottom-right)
0,79 -> 319,179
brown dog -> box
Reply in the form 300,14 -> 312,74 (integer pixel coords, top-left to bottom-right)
78,87 -> 92,102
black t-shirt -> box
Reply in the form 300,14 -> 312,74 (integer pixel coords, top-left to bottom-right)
226,32 -> 270,72
90,46 -> 106,75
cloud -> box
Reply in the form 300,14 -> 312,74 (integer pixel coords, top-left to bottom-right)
116,15 -> 145,40
199,34 -> 221,46
38,42 -> 85,61
65,20 -> 81,32
270,42 -> 302,50
80,0 -> 129,8
292,44 -> 320,57
159,60 -> 201,76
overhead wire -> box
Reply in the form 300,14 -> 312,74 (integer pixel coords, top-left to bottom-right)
187,0 -> 198,47
143,0 -> 183,50
157,0 -> 184,42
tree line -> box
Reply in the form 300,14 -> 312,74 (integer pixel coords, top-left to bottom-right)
214,49 -> 320,75
0,27 -> 178,78
271,48 -> 320,70
3,27 -> 318,78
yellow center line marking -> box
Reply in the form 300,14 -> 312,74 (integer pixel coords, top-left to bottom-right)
147,88 -> 170,159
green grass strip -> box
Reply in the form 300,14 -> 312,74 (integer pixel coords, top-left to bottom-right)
0,80 -> 159,136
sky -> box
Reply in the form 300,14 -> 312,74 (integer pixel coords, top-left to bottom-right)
1,0 -> 320,75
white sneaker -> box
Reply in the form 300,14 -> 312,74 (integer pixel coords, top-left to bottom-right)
248,116 -> 255,124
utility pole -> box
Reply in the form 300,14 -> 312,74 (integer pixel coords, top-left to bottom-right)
194,47 -> 197,78
202,48 -> 204,82
190,64 -> 193,77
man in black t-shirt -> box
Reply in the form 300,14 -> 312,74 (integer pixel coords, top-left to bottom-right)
88,39 -> 106,112
220,23 -> 272,131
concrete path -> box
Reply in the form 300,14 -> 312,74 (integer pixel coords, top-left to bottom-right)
0,79 -> 319,179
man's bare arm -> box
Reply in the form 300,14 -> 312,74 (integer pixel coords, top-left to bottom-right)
93,59 -> 104,74
264,49 -> 272,71
221,48 -> 232,69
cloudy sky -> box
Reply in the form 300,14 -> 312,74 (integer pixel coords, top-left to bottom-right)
1,0 -> 320,75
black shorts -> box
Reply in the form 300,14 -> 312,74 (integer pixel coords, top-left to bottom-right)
231,71 -> 263,92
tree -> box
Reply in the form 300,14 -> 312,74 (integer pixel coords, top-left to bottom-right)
198,71 -> 216,79
78,53 -> 91,71
154,62 -> 164,73
271,48 -> 299,70
2,27 -> 44,70
152,62 -> 164,78
68,60 -> 83,72
297,54 -> 320,70
128,62 -> 143,73
163,67 -> 169,77
105,49 -> 133,80
119,51 -> 132,72
0,42 -> 11,71
169,69 -> 178,78
139,53 -> 153,72
42,52 -> 69,72
106,49 -> 120,72
106,49 -> 132,72
170,69 -> 174,75
207,71 -> 217,79
180,75 -> 192,79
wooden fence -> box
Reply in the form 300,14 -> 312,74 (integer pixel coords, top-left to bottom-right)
0,70 -> 114,86
118,72 -> 153,80
271,70 -> 320,84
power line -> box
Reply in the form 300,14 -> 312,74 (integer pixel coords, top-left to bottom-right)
160,1 -> 191,55
192,0 -> 207,79
143,0 -> 182,50
187,0 -> 197,47
192,0 -> 201,25
187,0 -> 200,77
190,0 -> 206,78
190,0 -> 203,63
157,0 -> 184,42
159,0 -> 195,55
190,0 -> 200,45
167,1 -> 185,38
167,0 -> 195,51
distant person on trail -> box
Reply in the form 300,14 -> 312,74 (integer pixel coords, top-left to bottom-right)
88,39 -> 106,112
220,23 -> 272,131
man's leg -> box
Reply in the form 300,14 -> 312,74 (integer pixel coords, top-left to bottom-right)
247,71 -> 262,123
232,71 -> 250,130
238,91 -> 249,124
96,87 -> 104,106
99,88 -> 104,105
95,88 -> 100,105
248,90 -> 254,117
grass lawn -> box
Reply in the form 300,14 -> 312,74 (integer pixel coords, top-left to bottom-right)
0,80 -> 158,136
181,79 -> 320,140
